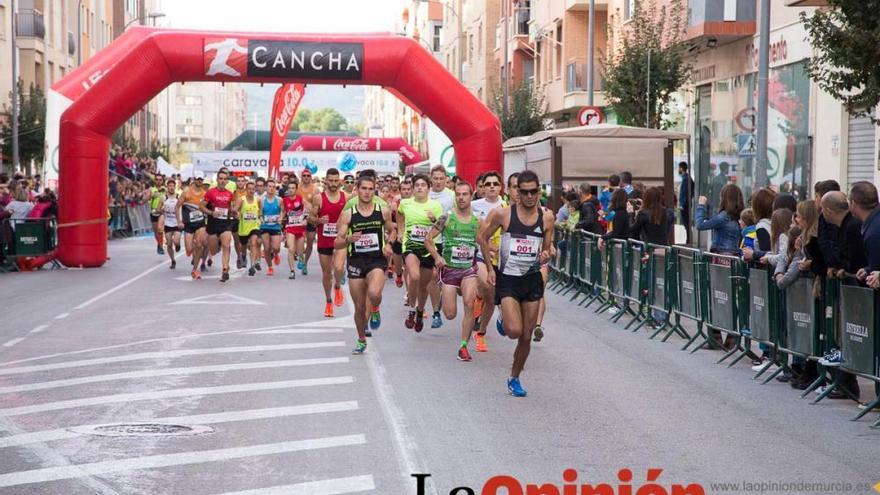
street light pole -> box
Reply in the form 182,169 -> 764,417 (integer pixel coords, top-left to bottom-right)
11,0 -> 19,172
587,0 -> 595,106
502,0 -> 509,114
755,0 -> 771,187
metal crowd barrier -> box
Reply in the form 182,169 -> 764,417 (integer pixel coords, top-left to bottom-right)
546,236 -> 880,428
128,204 -> 153,236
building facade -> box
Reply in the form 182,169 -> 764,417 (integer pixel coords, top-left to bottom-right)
156,81 -> 248,158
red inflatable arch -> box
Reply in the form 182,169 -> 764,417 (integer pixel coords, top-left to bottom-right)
56,27 -> 501,268
287,136 -> 424,165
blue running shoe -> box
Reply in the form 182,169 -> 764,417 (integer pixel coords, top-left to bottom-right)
507,377 -> 527,397
496,316 -> 506,336
352,339 -> 367,354
302,264 -> 308,275
370,310 -> 381,330
297,258 -> 304,271
431,311 -> 443,329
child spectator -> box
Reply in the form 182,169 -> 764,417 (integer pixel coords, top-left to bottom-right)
739,208 -> 757,251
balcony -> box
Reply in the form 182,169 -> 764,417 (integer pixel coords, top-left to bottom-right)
785,0 -> 828,5
687,0 -> 756,48
565,61 -> 603,94
16,9 -> 46,39
565,0 -> 609,12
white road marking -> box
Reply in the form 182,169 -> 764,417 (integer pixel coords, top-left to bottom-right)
54,313 -> 70,320
170,293 -> 266,306
0,376 -> 354,417
2,338 -> 25,348
0,357 -> 350,394
247,328 -> 344,335
0,401 -> 360,449
212,475 -> 375,495
73,260 -> 167,310
29,325 -> 48,334
0,434 -> 366,488
0,323 -> 311,368
0,342 -> 346,377
294,316 -> 356,329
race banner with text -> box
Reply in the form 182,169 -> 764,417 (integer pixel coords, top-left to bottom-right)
268,83 -> 305,179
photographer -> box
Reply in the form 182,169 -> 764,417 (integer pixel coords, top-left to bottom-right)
575,182 -> 602,235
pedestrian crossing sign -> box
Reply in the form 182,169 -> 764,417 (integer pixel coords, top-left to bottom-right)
737,133 -> 756,157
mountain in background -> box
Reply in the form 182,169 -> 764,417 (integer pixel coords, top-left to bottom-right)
245,84 -> 366,132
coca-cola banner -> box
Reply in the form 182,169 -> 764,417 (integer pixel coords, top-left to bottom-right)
288,136 -> 423,165
192,151 -> 400,175
268,83 -> 305,178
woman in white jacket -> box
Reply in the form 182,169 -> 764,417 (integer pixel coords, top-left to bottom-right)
761,209 -> 794,268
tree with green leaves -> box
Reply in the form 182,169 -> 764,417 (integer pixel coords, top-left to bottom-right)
1,80 -> 46,174
490,81 -> 547,140
602,0 -> 690,129
290,107 -> 349,132
802,2 -> 880,120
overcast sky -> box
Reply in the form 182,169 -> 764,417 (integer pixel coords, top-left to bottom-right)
160,0 -> 404,127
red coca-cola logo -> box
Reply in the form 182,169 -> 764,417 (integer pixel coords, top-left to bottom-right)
332,138 -> 371,151
275,85 -> 303,136
399,146 -> 416,160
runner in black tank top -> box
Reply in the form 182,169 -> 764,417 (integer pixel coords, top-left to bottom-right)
334,175 -> 397,355
478,170 -> 554,397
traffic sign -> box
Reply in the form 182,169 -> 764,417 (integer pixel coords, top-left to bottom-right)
737,133 -> 756,157
577,106 -> 604,126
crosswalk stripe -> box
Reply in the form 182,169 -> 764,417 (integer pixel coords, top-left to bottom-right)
247,329 -> 344,335
212,475 -> 375,495
0,401 -> 359,449
0,342 -> 346,377
0,357 -> 350,394
0,434 -> 366,488
0,376 -> 354,417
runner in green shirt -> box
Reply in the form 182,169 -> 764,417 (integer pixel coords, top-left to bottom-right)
397,174 -> 443,332
426,181 -> 481,362
149,184 -> 166,255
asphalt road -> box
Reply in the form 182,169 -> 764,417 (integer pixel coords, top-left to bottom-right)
0,237 -> 878,495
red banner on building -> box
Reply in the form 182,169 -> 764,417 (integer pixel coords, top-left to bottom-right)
268,83 -> 305,179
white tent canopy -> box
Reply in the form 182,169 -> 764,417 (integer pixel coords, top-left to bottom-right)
155,156 -> 177,176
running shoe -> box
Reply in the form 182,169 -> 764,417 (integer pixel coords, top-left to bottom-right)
405,310 -> 416,329
267,266 -> 275,276
352,339 -> 367,355
288,270 -> 296,280
248,267 -> 256,277
395,275 -> 403,288
207,258 -> 213,267
818,348 -> 843,367
324,302 -> 334,318
474,333 -> 488,352
191,269 -> 201,280
334,287 -> 345,307
169,261 -> 176,270
297,258 -> 304,271
157,246 -> 164,255
431,311 -> 443,329
370,308 -> 381,330
507,377 -> 527,397
457,346 -> 472,362
200,262 -> 207,272
414,311 -> 425,333
254,262 -> 261,271
533,325 -> 545,342
365,328 -> 373,337
220,269 -> 229,283
302,264 -> 309,275
273,253 -> 281,266
496,316 -> 506,337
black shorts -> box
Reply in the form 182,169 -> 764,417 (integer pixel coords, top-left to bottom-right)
306,223 -> 317,233
150,213 -> 161,223
239,230 -> 261,245
230,219 -> 240,234
404,250 -> 435,269
206,219 -> 234,236
318,247 -> 335,256
494,270 -> 544,306
347,256 -> 387,279
392,240 -> 402,255
163,225 -> 181,233
184,221 -> 206,234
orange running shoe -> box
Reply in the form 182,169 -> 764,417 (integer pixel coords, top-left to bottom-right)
273,253 -> 281,266
395,275 -> 403,288
334,286 -> 345,307
267,266 -> 275,276
324,302 -> 334,318
473,296 -> 484,318
191,269 -> 201,280
474,333 -> 488,352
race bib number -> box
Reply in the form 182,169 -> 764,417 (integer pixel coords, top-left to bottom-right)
451,245 -> 475,264
323,223 -> 338,237
354,233 -> 380,253
288,211 -> 306,226
164,204 -> 176,216
243,212 -> 257,221
263,214 -> 280,224
188,210 -> 204,223
510,237 -> 539,260
214,207 -> 229,220
410,225 -> 430,242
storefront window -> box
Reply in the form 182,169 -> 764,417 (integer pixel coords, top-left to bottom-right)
694,60 -> 811,211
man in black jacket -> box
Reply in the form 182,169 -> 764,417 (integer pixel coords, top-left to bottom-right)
575,182 -> 602,234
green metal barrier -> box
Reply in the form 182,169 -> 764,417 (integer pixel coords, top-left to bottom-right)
11,218 -> 57,256
605,239 -> 633,323
593,239 -> 614,314
575,231 -> 606,309
702,252 -> 755,366
646,244 -> 689,342
672,246 -> 710,352
560,229 -> 582,298
548,226 -> 567,290
623,241 -> 649,331
747,267 -> 787,383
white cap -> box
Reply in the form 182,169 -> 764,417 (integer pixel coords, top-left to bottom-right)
193,171 -> 205,179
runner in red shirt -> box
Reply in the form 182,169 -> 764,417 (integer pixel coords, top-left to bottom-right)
309,167 -> 347,317
199,170 -> 238,282
283,178 -> 309,280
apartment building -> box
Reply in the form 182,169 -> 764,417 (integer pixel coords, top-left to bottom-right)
156,82 -> 248,156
